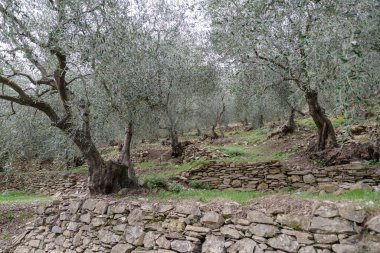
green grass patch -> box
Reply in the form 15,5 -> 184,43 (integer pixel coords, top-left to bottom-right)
235,129 -> 271,138
297,118 -> 316,128
100,146 -> 119,160
141,159 -> 208,181
1,232 -> 10,240
69,164 -> 88,174
153,189 -> 265,204
297,115 -> 346,129
296,189 -> 380,203
144,176 -> 167,189
331,115 -> 346,128
138,161 -> 157,169
0,191 -> 48,203
215,146 -> 246,157
267,151 -> 290,161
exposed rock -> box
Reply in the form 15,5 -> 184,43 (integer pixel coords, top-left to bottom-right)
202,235 -> 225,253
82,199 -> 97,211
267,234 -> 299,253
185,225 -> 211,234
249,224 -> 279,237
366,216 -> 380,233
144,231 -> 159,249
310,217 -> 355,234
220,226 -> 241,239
201,211 -> 225,229
314,206 -> 339,218
14,246 -> 31,253
303,174 -> 316,184
276,214 -> 310,230
111,243 -> 134,253
281,229 -> 313,244
257,183 -> 269,191
28,240 -> 40,248
318,183 -> 338,193
112,203 -> 127,214
314,234 -> 338,244
156,235 -> 171,249
247,210 -> 274,224
124,225 -> 145,246
331,244 -> 360,253
350,181 -> 372,191
167,218 -> 186,232
299,246 -> 316,253
99,229 -> 120,244
128,208 -> 144,225
227,238 -> 257,253
337,204 -> 366,223
171,240 -> 197,252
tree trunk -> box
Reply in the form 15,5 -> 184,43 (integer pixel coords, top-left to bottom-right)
118,122 -> 138,187
305,90 -> 338,151
67,128 -> 129,194
210,125 -> 219,139
258,114 -> 264,128
170,130 -> 183,157
287,107 -> 296,133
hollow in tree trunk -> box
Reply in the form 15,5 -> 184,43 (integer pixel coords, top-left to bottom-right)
170,130 -> 183,157
118,122 -> 138,187
305,90 -> 338,151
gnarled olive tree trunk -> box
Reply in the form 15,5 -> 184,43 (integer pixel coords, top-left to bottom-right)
66,127 -> 129,194
118,122 -> 138,186
170,129 -> 183,158
305,90 -> 338,151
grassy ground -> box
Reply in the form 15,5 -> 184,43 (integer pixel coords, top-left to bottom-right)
0,191 -> 48,203
149,188 -> 380,206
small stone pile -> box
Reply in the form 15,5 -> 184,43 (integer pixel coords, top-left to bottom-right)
0,171 -> 87,197
7,199 -> 380,253
181,161 -> 380,193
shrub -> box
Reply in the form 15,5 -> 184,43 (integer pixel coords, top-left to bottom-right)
169,184 -> 184,193
144,176 -> 167,189
188,180 -> 212,190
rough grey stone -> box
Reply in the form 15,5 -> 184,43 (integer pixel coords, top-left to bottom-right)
331,244 -> 360,253
249,224 -> 279,237
201,211 -> 225,229
246,210 -> 274,224
220,226 -> 241,239
310,217 -> 355,234
124,225 -> 145,246
366,216 -> 380,233
337,204 -> 366,223
267,234 -> 299,253
111,243 -> 134,253
171,240 -> 197,253
227,238 -> 257,253
202,235 -> 225,253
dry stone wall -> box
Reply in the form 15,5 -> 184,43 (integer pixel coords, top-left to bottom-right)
0,171 -> 87,197
181,161 -> 380,192
7,199 -> 380,253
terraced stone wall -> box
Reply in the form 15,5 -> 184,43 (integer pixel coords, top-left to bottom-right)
181,161 -> 380,192
7,199 -> 380,253
0,171 -> 87,197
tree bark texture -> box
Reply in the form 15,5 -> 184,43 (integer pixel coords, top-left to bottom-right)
305,90 -> 338,151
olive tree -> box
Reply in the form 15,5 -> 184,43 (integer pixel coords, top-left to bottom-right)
208,0 -> 379,150
0,0 -> 133,194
